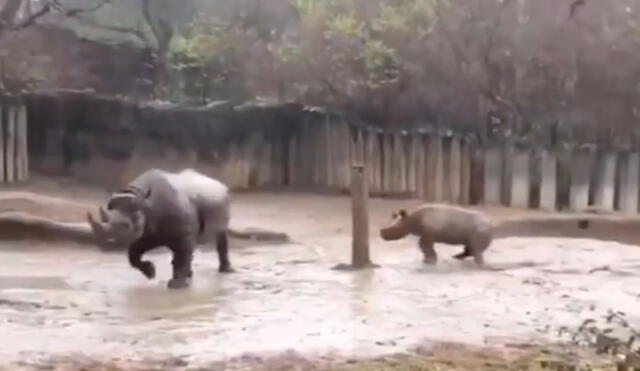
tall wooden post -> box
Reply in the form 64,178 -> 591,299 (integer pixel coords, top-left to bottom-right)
334,164 -> 377,270
0,106 -> 5,182
6,105 -> 15,182
351,164 -> 371,267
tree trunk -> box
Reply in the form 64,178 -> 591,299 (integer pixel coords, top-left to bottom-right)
0,0 -> 23,38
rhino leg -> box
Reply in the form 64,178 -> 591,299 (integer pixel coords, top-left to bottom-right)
453,246 -> 472,260
468,232 -> 492,267
216,231 -> 234,273
419,236 -> 437,265
128,239 -> 157,280
168,238 -> 194,289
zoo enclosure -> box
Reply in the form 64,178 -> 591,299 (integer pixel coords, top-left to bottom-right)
273,119 -> 639,214
11,91 -> 640,213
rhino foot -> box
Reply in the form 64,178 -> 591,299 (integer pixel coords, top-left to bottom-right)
167,277 -> 191,289
453,252 -> 471,260
219,265 -> 235,273
423,256 -> 438,265
140,261 -> 156,279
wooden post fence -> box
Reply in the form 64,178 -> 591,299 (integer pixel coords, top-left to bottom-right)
0,102 -> 28,183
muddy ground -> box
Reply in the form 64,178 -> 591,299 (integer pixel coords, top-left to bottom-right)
0,175 -> 638,370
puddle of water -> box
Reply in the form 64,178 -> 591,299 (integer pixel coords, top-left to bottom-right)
0,276 -> 70,290
1,237 -> 640,367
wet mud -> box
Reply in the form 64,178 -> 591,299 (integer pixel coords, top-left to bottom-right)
1,180 -> 640,369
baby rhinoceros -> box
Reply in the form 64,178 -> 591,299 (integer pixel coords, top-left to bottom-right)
87,168 -> 234,289
379,203 -> 632,267
379,204 -> 493,266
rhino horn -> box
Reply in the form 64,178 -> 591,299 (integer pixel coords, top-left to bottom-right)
87,211 -> 107,238
99,207 -> 110,223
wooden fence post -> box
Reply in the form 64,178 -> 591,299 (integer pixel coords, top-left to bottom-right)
592,152 -> 617,211
17,104 -> 28,181
509,149 -> 531,208
0,105 -> 4,182
333,164 -> 378,270
538,150 -> 557,211
617,152 -> 640,214
6,105 -> 15,182
483,146 -> 503,205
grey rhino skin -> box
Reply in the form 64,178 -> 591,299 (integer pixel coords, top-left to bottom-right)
379,203 -> 640,267
87,168 -> 233,289
380,204 -> 492,266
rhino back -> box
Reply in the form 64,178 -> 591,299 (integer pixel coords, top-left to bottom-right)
167,169 -> 229,205
123,169 -> 229,240
165,169 -> 230,238
128,169 -> 167,188
414,205 -> 491,244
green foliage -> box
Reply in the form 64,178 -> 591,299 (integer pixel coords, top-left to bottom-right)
269,40 -> 301,65
148,0 -> 640,136
325,13 -> 366,40
294,0 -> 334,19
171,27 -> 228,63
165,0 -> 447,103
363,39 -> 399,87
373,0 -> 445,34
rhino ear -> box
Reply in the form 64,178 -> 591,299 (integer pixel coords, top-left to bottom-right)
133,188 -> 152,213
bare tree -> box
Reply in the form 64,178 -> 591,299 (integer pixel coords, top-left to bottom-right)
0,0 -> 109,38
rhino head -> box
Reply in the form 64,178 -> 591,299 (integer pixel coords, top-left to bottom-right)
87,188 -> 151,248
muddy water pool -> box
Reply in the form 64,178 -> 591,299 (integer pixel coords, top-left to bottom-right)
2,235 -> 640,367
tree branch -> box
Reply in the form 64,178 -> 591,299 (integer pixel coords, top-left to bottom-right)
7,0 -> 53,30
140,0 -> 158,47
2,0 -> 111,32
51,0 -> 110,17
65,13 -> 150,45
0,0 -> 24,26
569,0 -> 586,18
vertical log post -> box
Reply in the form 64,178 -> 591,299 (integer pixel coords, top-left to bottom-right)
333,165 -> 378,270
21,105 -> 29,182
351,164 -> 371,267
0,106 -> 5,182
6,105 -> 15,182
538,150 -> 557,211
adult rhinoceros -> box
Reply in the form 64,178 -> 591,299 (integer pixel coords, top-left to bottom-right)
87,168 -> 234,289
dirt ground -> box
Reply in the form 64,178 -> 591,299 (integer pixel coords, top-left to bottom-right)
0,175 -> 637,370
